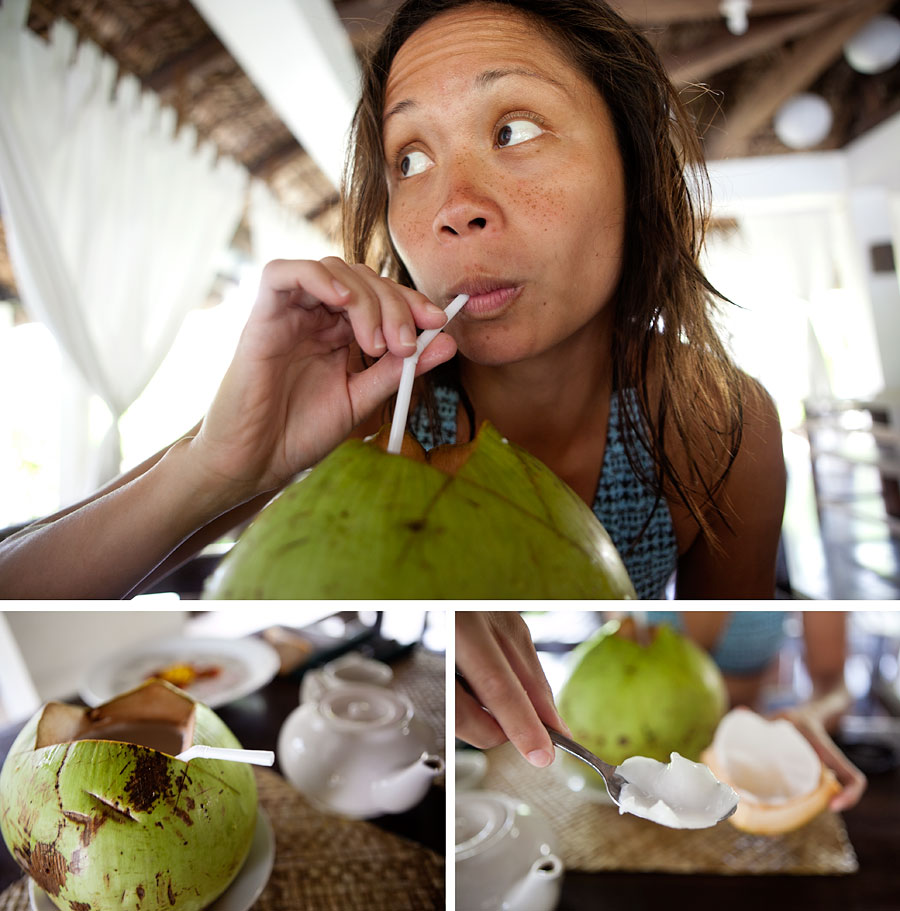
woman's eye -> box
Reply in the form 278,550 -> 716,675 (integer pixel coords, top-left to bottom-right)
398,150 -> 433,178
497,119 -> 544,148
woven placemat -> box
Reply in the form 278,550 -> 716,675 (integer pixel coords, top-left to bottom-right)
389,648 -> 446,758
478,743 -> 858,876
252,766 -> 444,910
0,881 -> 26,911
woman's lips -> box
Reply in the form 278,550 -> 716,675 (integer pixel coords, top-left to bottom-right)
454,285 -> 522,317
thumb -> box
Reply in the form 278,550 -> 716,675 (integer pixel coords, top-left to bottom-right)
347,333 -> 457,423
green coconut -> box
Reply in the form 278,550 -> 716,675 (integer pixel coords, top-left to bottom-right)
204,422 -> 636,599
557,620 -> 727,790
0,680 -> 257,911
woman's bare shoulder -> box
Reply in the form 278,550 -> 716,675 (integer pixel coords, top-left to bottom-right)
671,369 -> 787,597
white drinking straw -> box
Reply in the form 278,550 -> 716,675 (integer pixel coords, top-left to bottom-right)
176,745 -> 275,766
387,293 -> 469,454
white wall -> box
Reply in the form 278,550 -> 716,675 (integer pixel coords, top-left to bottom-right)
706,110 -> 900,409
1,610 -> 188,722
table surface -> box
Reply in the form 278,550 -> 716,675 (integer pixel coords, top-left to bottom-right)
3,640 -> 900,910
0,640 -> 446,901
554,736 -> 900,911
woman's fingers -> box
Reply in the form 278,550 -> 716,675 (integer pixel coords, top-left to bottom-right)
255,257 -> 448,361
455,680 -> 506,750
346,332 -> 457,425
499,634 -> 572,737
456,612 -> 557,768
785,711 -> 868,812
347,263 -> 448,356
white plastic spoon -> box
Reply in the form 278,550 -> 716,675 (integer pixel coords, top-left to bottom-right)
387,293 -> 469,454
176,745 -> 275,766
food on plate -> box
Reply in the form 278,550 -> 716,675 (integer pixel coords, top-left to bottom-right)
145,661 -> 222,689
701,707 -> 841,834
203,422 -> 637,599
0,680 -> 257,911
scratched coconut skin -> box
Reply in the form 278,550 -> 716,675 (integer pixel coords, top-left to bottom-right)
0,682 -> 257,911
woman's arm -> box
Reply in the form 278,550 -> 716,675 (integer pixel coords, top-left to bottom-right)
0,258 -> 455,599
780,612 -> 866,811
675,381 -> 787,598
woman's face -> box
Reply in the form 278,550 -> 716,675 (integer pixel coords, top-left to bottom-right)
382,4 -> 626,366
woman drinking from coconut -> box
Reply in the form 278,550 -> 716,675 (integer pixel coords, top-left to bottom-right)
0,0 -> 785,600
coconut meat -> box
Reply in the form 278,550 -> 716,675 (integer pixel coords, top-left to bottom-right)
616,752 -> 739,829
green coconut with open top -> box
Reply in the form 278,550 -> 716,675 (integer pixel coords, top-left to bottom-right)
0,680 -> 257,911
204,422 -> 636,599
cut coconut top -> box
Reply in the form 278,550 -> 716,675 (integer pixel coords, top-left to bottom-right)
711,707 -> 820,805
35,680 -> 195,754
616,752 -> 739,829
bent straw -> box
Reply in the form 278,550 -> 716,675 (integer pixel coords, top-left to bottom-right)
387,293 -> 469,455
176,745 -> 276,766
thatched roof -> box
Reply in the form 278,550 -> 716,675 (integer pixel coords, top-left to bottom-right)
2,0 -> 899,303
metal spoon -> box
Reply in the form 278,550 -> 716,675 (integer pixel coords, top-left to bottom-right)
544,726 -> 627,806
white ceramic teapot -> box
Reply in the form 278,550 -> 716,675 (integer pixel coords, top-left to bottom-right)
299,652 -> 394,704
277,683 -> 444,818
456,791 -> 564,911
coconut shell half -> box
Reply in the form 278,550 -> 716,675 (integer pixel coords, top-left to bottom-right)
700,707 -> 842,835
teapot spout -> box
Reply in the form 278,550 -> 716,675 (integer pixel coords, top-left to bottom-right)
502,854 -> 564,911
372,751 -> 444,814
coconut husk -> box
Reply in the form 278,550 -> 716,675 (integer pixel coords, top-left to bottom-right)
476,742 -> 858,876
0,767 -> 444,911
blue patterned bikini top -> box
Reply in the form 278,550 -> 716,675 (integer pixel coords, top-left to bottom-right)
644,611 -> 787,675
408,385 -> 679,599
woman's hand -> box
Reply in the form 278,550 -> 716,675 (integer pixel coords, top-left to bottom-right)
780,708 -> 867,812
456,611 -> 571,768
187,257 -> 456,506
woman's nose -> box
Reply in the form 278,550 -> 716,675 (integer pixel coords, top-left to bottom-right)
432,177 -> 499,241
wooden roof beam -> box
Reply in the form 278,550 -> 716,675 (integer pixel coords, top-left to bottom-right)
190,0 -> 360,189
612,0 -> 849,26
248,139 -> 305,181
704,0 -> 895,159
144,34 -> 230,94
663,7 -> 844,84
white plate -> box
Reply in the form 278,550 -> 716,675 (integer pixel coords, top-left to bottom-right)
29,807 -> 275,911
79,636 -> 281,708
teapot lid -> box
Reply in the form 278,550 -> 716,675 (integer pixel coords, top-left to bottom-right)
318,684 -> 413,731
455,791 -> 518,859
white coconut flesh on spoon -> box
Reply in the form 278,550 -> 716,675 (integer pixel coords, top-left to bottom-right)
616,752 -> 739,829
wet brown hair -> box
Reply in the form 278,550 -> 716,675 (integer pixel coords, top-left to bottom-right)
342,0 -> 748,541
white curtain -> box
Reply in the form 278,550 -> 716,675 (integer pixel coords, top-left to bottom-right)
247,178 -> 338,265
0,0 -> 248,498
